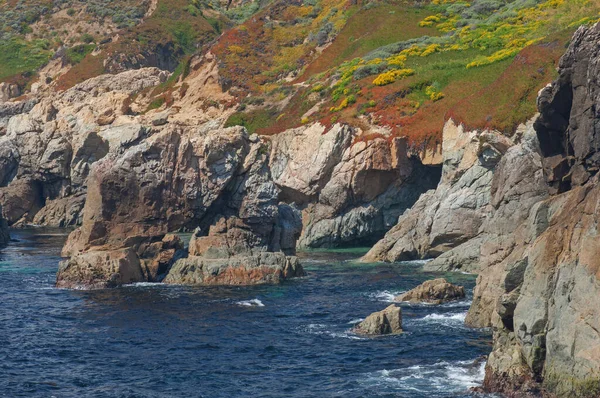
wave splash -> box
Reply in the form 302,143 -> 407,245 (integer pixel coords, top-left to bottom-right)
237,299 -> 265,307
362,359 -> 486,394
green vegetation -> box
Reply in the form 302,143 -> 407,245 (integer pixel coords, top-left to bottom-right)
216,0 -> 599,145
65,44 -> 95,65
0,37 -> 52,80
224,108 -> 279,134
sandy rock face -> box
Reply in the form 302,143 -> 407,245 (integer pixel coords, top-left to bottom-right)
270,123 -> 440,249
354,305 -> 403,336
396,279 -> 465,305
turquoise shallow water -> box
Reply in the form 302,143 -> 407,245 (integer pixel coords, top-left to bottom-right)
0,229 -> 493,397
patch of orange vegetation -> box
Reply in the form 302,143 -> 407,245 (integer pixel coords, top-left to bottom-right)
55,52 -> 105,91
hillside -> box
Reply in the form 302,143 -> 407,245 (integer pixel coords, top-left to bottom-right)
214,0 -> 600,151
0,0 -> 266,92
2,0 -> 600,150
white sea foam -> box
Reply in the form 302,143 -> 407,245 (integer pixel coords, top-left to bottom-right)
347,318 -> 364,325
123,282 -> 162,288
303,323 -> 367,340
361,358 -> 485,393
237,299 -> 265,307
422,311 -> 467,322
368,290 -> 404,303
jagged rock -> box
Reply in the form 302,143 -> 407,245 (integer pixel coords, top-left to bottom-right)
0,178 -> 44,226
56,234 -> 183,289
31,194 -> 86,227
480,23 -> 600,398
363,120 -> 509,263
58,125 -> 303,288
354,305 -> 403,335
0,68 -> 167,227
0,204 -> 8,248
0,82 -> 20,103
151,110 -> 169,126
270,122 -> 439,248
396,278 -> 465,304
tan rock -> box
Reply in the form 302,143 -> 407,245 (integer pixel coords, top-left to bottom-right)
396,278 -> 465,304
354,305 -> 403,335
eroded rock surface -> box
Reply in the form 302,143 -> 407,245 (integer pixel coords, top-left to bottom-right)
0,68 -> 167,227
363,119 -> 512,264
479,23 -> 600,397
270,123 -> 440,249
0,205 -> 8,248
354,305 -> 403,336
396,278 -> 465,304
57,125 -> 304,288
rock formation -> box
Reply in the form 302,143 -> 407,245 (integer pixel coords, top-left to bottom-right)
269,123 -> 440,249
57,124 -> 304,288
0,205 -> 8,248
480,23 -> 600,397
364,21 -> 600,397
396,278 -> 465,304
0,68 -> 168,227
362,119 -> 514,267
354,305 -> 403,336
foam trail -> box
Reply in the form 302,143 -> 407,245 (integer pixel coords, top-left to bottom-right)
237,299 -> 265,307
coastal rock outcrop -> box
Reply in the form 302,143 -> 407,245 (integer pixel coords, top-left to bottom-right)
363,119 -> 512,264
354,305 -> 403,336
0,205 -> 8,248
0,68 -> 168,227
480,23 -> 600,397
396,278 -> 465,304
270,123 -> 440,249
57,124 -> 304,288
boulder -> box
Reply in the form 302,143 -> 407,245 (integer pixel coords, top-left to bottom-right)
396,278 -> 465,304
354,305 -> 403,335
164,252 -> 304,285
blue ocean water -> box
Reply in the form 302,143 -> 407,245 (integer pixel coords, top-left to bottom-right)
0,229 -> 493,398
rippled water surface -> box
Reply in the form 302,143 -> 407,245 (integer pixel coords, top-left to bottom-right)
0,229 -> 493,397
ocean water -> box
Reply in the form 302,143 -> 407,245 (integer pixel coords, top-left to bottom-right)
0,229 -> 493,398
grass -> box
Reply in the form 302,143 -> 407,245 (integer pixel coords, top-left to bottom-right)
65,44 -> 96,65
0,37 -> 52,81
229,0 -> 600,149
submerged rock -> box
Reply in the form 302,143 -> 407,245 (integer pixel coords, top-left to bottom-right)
0,204 -> 8,248
396,278 -> 465,304
354,305 -> 403,335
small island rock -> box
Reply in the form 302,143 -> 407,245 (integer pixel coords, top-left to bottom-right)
396,278 -> 465,304
354,305 -> 403,335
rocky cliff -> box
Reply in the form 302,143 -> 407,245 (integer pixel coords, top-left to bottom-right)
269,123 -> 439,249
0,68 -> 168,227
364,22 -> 600,397
480,23 -> 600,397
